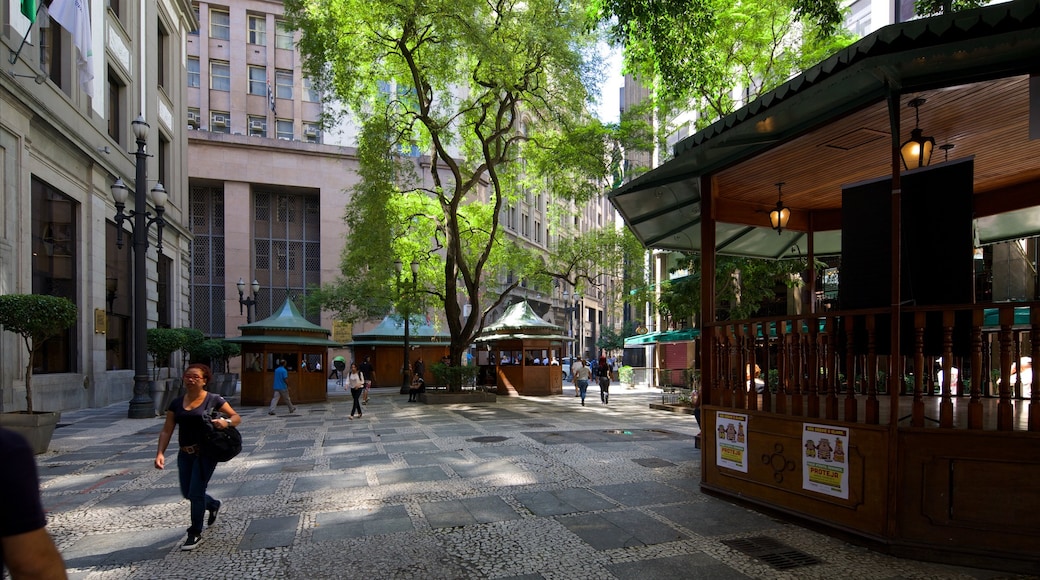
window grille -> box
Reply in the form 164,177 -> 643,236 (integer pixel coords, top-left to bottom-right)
189,185 -> 226,337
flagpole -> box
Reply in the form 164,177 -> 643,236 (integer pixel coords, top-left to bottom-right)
8,1 -> 43,65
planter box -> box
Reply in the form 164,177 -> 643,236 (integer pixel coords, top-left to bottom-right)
420,391 -> 497,404
649,402 -> 697,415
0,411 -> 61,454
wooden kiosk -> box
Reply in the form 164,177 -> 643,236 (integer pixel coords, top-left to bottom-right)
609,4 -> 1040,573
475,301 -> 570,396
348,316 -> 450,390
227,298 -> 341,405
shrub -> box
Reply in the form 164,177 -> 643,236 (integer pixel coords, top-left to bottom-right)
432,363 -> 479,392
0,294 -> 78,413
146,327 -> 186,380
618,365 -> 634,384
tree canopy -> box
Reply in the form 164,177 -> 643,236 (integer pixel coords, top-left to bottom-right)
286,0 -> 634,363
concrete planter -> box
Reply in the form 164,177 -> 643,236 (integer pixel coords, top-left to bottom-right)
420,390 -> 497,404
0,411 -> 61,454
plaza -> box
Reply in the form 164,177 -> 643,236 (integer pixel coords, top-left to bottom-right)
36,383 -> 1026,579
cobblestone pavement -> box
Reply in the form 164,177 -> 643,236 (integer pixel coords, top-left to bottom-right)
36,383 -> 1032,580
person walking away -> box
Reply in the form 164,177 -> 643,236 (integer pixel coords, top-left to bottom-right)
347,363 -> 365,419
570,357 -> 583,397
155,363 -> 242,550
597,355 -> 611,404
1,428 -> 67,579
573,358 -> 592,406
269,359 -> 297,415
359,356 -> 374,404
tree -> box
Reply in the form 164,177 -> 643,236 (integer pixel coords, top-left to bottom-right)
592,0 -> 854,130
146,327 -> 186,380
0,294 -> 78,413
656,254 -> 812,325
287,0 -> 620,365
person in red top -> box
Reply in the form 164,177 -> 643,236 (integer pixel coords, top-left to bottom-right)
1,427 -> 67,578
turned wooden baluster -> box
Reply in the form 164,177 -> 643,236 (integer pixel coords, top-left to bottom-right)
790,321 -> 805,417
760,322 -> 773,413
747,322 -> 760,412
998,308 -> 1014,431
735,323 -> 749,410
824,317 -> 838,420
717,328 -> 732,408
776,320 -> 788,415
1030,307 -> 1039,432
911,311 -> 926,427
712,332 -> 727,408
967,308 -> 984,429
807,318 -> 821,419
844,316 -> 859,422
939,310 -> 955,428
865,313 -> 880,425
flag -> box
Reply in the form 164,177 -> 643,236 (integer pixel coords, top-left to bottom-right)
267,81 -> 276,114
20,0 -> 36,22
48,0 -> 93,98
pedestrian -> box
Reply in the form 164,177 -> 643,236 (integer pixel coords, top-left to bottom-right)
597,355 -> 611,404
408,372 -> 425,402
347,362 -> 365,419
412,356 -> 425,381
314,361 -> 322,373
268,359 -> 297,415
570,357 -> 583,397
573,357 -> 592,406
155,363 -> 242,551
1,427 -> 67,579
359,356 -> 374,404
330,356 -> 346,380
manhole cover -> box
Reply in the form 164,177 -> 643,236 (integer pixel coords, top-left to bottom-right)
604,429 -> 634,435
632,457 -> 676,468
722,536 -> 822,570
469,436 -> 509,443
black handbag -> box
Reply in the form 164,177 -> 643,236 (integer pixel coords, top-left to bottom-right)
200,395 -> 242,462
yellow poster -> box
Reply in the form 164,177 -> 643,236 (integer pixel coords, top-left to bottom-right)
715,411 -> 748,473
802,422 -> 850,499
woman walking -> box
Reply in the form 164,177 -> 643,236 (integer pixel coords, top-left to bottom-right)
155,363 -> 241,551
347,362 -> 365,419
573,358 -> 592,406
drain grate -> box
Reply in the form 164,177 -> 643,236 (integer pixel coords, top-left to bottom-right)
721,536 -> 822,570
632,457 -> 676,468
469,436 -> 509,443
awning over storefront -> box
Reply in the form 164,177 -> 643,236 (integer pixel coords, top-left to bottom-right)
624,328 -> 700,346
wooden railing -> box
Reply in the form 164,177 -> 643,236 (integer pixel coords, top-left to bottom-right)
706,303 -> 1040,432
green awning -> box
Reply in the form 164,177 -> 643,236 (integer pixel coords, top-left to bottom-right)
624,328 -> 700,346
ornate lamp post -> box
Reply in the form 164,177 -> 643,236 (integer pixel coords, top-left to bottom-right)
237,278 -> 261,323
395,259 -> 419,393
562,290 -> 581,358
111,114 -> 167,419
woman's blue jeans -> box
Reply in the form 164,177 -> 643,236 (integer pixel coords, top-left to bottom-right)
577,379 -> 589,402
178,450 -> 219,534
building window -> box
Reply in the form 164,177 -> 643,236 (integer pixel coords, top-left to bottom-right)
32,179 -> 78,373
210,60 -> 230,91
248,66 -> 267,95
210,9 -> 230,40
275,69 -> 293,100
189,5 -> 199,35
253,190 -> 322,324
189,185 -> 226,337
302,77 -> 319,102
109,0 -> 122,22
535,220 -> 541,243
275,20 -> 293,49
158,133 -> 169,187
106,221 -> 130,370
248,15 -> 266,45
107,68 -> 125,145
211,111 -> 231,134
248,115 -> 267,136
39,24 -> 66,94
157,23 -> 169,90
157,255 -> 172,328
187,57 -> 200,88
276,119 -> 293,140
188,108 -> 201,130
303,123 -> 320,143
522,213 -> 529,237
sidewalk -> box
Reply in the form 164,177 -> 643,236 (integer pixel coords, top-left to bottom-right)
36,384 -> 1028,579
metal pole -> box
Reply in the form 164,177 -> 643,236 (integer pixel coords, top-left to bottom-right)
127,127 -> 154,418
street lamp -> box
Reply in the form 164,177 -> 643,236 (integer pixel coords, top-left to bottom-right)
562,290 -> 581,358
237,278 -> 261,323
111,114 -> 167,419
395,259 -> 420,393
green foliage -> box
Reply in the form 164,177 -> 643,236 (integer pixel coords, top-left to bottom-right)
218,341 -> 242,373
591,0 -> 854,129
915,0 -> 986,15
618,365 -> 634,384
190,339 -> 225,368
286,0 -> 620,363
146,328 -> 187,380
0,294 -> 78,412
176,328 -> 206,374
656,253 -> 813,324
431,363 -> 480,393
598,320 -> 637,353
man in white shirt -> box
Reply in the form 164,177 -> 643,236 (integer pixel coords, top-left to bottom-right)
571,358 -> 584,397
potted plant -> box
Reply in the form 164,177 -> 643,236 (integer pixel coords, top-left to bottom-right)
146,327 -> 186,414
0,294 -> 77,453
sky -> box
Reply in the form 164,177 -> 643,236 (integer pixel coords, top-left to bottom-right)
595,43 -> 625,124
